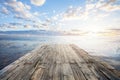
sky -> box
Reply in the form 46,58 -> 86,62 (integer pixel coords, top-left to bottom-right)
0,0 -> 120,36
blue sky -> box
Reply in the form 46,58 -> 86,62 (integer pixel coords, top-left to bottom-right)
0,0 -> 120,36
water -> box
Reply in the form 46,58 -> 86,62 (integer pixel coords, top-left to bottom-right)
0,35 -> 120,70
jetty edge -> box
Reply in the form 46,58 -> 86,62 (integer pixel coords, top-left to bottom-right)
0,44 -> 120,80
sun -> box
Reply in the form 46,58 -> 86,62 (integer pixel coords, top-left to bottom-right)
83,27 -> 106,37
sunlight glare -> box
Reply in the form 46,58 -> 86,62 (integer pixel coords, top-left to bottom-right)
83,27 -> 106,37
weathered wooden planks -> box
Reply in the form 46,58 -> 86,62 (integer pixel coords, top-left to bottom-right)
0,44 -> 120,80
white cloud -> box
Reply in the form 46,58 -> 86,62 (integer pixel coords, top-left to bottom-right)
31,0 -> 46,6
86,0 -> 120,12
100,4 -> 120,12
95,0 -> 120,12
33,12 -> 39,16
51,0 -> 120,32
62,6 -> 85,21
25,4 -> 31,10
4,0 -> 33,19
0,23 -> 19,30
0,0 -> 43,30
86,4 -> 95,10
62,0 -> 120,21
1,7 -> 9,14
24,24 -> 31,28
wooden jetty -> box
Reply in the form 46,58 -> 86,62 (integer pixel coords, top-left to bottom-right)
0,44 -> 120,80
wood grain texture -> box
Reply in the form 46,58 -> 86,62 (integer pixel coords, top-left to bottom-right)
0,44 -> 120,80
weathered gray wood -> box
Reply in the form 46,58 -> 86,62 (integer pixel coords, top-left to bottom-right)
0,44 -> 120,80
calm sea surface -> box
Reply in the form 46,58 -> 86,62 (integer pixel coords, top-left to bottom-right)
0,35 -> 120,70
